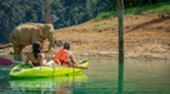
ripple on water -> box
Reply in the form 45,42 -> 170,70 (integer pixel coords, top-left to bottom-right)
0,56 -> 170,94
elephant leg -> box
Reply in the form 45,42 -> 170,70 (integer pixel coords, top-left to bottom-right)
18,46 -> 26,54
13,45 -> 18,54
16,47 -> 21,54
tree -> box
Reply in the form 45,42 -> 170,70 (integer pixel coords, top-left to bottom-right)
117,1 -> 124,94
44,0 -> 52,23
0,0 -> 109,43
86,0 -> 96,18
117,0 -> 124,64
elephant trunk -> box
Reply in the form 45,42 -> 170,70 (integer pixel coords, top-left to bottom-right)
48,32 -> 56,51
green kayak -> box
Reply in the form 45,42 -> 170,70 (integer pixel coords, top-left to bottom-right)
10,73 -> 87,90
9,60 -> 88,77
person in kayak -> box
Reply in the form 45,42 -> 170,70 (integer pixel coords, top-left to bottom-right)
25,41 -> 48,67
48,42 -> 79,66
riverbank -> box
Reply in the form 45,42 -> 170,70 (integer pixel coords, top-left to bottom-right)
0,13 -> 170,59
54,13 -> 170,59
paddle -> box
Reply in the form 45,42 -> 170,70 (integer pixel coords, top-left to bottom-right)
0,58 -> 24,66
0,58 -> 88,69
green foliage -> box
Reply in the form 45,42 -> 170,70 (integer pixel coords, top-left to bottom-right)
94,22 -> 112,27
0,0 -> 108,43
107,0 -> 117,10
124,1 -> 170,15
0,0 -> 170,43
97,1 -> 170,20
96,12 -> 117,20
144,2 -> 170,14
107,0 -> 170,11
0,0 -> 44,43
48,0 -> 108,28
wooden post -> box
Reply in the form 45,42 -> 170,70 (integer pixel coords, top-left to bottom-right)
117,0 -> 124,64
44,0 -> 52,24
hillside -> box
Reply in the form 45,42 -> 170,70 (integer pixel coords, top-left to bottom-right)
0,13 -> 169,59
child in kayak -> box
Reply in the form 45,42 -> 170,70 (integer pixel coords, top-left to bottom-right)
25,41 -> 48,67
48,42 -> 79,66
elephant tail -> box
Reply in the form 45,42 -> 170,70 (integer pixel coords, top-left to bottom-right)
0,43 -> 12,49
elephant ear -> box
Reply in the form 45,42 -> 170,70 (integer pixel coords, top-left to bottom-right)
39,29 -> 44,36
44,24 -> 54,32
39,24 -> 54,37
37,25 -> 44,36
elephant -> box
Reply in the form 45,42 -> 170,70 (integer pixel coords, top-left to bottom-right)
9,23 -> 57,54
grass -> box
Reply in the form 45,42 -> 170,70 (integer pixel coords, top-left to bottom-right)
94,22 -> 112,27
96,11 -> 117,20
96,1 -> 170,20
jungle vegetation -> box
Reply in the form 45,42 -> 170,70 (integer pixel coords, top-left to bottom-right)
0,0 -> 169,43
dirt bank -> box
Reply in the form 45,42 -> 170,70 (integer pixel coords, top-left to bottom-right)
0,13 -> 170,59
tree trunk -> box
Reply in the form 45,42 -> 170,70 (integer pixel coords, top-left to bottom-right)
117,1 -> 124,93
118,63 -> 124,94
44,0 -> 52,24
117,0 -> 124,64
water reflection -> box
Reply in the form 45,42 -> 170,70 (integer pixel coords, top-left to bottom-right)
118,63 -> 124,94
118,52 -> 124,94
0,55 -> 170,94
10,73 -> 87,94
13,55 -> 23,61
0,54 -> 24,63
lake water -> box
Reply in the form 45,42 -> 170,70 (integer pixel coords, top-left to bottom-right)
0,55 -> 170,94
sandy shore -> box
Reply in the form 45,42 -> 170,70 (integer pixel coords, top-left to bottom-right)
0,13 -> 170,59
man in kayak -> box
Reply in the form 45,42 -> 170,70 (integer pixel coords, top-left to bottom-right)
25,41 -> 48,67
48,42 -> 79,66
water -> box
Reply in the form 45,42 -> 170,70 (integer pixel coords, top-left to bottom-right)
0,55 -> 170,94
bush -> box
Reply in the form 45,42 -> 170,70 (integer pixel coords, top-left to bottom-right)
96,11 -> 117,20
